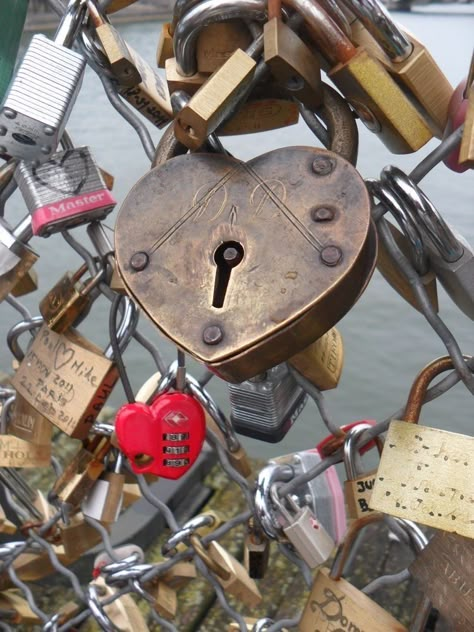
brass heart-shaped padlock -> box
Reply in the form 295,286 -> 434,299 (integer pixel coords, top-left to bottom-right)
115,147 -> 376,382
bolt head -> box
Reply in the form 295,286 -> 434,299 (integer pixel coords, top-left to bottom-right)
312,156 -> 336,176
202,325 -> 223,345
320,245 -> 343,266
43,126 -> 55,136
311,207 -> 335,222
130,251 -> 149,271
3,108 -> 16,119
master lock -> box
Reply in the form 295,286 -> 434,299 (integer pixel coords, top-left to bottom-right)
115,146 -> 377,382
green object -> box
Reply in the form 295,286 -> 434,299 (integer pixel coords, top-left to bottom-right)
0,0 -> 29,103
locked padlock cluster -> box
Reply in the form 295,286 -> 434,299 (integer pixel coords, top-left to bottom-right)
0,0 -> 473,629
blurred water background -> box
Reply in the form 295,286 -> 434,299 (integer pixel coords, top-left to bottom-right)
1,6 -> 473,460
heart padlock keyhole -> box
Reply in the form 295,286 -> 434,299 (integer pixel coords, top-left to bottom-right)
212,241 -> 244,308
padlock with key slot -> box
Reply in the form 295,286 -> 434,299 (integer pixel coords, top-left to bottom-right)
244,517 -> 270,579
15,145 -> 117,237
11,324 -> 120,439
370,356 -> 474,538
87,0 -> 141,87
288,327 -> 344,391
0,216 -> 38,304
149,581 -> 178,619
8,393 -> 52,446
343,423 -> 383,520
115,145 -> 376,382
410,531 -> 474,631
301,1 -> 432,153
39,263 -> 103,333
341,0 -> 452,137
190,535 -> 262,608
271,487 -> 335,568
0,0 -> 87,162
82,451 -> 125,524
228,362 -> 308,443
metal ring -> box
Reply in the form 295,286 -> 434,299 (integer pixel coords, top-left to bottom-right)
254,463 -> 294,539
253,619 -> 275,632
87,584 -> 117,631
100,553 -> 143,575
105,564 -> 154,584
343,423 -> 374,480
7,316 -> 43,362
162,513 -> 216,556
189,534 -> 231,580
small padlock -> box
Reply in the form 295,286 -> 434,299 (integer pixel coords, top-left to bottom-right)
90,576 -> 149,630
271,489 -> 335,568
228,363 -> 308,443
244,517 -> 270,579
0,216 -> 38,304
370,356 -> 474,539
8,393 -> 52,446
0,591 -> 42,625
0,429 -> 50,468
15,146 -> 116,237
39,263 -> 103,332
218,94 -> 299,136
165,57 -> 209,96
10,267 -> 38,297
149,581 -> 178,619
196,21 -> 253,73
157,22 -> 174,68
410,531 -> 474,631
288,327 -> 344,391
190,535 -> 262,608
114,391 -> 206,479
87,0 -> 141,86
160,561 -> 197,590
59,513 -> 105,560
82,451 -> 125,524
343,423 -> 383,519
0,0 -> 87,161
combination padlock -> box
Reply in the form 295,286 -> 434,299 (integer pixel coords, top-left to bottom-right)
15,146 -> 116,237
114,391 -> 206,479
0,0 -> 87,162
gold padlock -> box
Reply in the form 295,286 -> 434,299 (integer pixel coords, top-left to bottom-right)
304,1 -> 432,153
288,327 -> 344,391
174,48 -> 257,149
10,267 -> 38,297
104,0 -> 138,13
157,22 -> 174,68
87,0 -> 141,86
196,21 -> 253,73
8,393 -> 52,446
460,70 -> 474,167
264,16 -> 323,108
0,505 -> 16,534
370,356 -> 474,538
0,433 -> 50,467
219,95 -> 299,136
91,576 -> 149,630
160,561 -> 197,590
165,57 -> 210,96
410,531 -> 474,631
59,512 -> 105,560
0,591 -> 42,625
0,219 -> 38,304
39,263 -> 102,333
149,581 -> 178,619
11,324 -> 119,439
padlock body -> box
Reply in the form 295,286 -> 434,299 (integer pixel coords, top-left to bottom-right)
344,469 -> 377,519
156,22 -> 174,68
15,147 -> 116,236
196,21 -> 252,73
0,35 -> 85,162
0,223 -> 38,303
229,363 -> 307,442
460,84 -> 474,167
39,270 -> 92,332
8,394 -> 52,445
288,327 -> 344,391
282,506 -> 334,568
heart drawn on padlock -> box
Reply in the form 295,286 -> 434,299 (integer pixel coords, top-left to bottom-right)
32,148 -> 90,196
114,392 -> 206,480
115,147 -> 377,382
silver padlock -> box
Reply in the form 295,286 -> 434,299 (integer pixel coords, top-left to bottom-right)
228,363 -> 308,442
15,146 -> 116,237
0,0 -> 87,162
0,215 -> 37,303
382,166 -> 474,320
271,486 -> 335,568
82,452 -> 124,524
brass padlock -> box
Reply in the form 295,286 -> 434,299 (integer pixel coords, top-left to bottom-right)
288,327 -> 344,391
0,432 -> 50,467
219,95 -> 299,136
244,518 -> 270,579
0,216 -> 38,304
0,505 -> 16,534
0,591 -> 42,625
91,576 -> 149,630
11,324 -> 119,439
165,57 -> 209,96
174,48 -> 257,149
157,22 -> 174,68
264,16 -> 323,108
104,0 -> 138,13
39,263 -> 102,332
370,356 -> 474,538
87,0 -> 141,86
160,561 -> 197,590
10,267 -> 38,297
115,145 -> 376,382
82,453 -> 125,524
460,71 -> 474,167
117,45 -> 173,128
149,581 -> 178,619
52,436 -> 112,509
196,21 -> 253,73
8,393 -> 52,446
190,535 -> 262,608
410,531 -> 474,631
305,1 -> 432,153
59,512 -> 105,560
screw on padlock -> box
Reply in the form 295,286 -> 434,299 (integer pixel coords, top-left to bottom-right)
244,517 -> 270,579
380,166 -> 474,320
343,423 -> 383,520
340,0 -> 452,137
296,0 -> 432,153
82,450 -> 125,524
0,0 -> 88,162
15,145 -> 117,237
39,263 -> 104,333
370,355 -> 474,538
228,362 -> 308,443
270,483 -> 335,568
0,215 -> 38,304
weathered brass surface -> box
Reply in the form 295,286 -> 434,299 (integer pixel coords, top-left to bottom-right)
96,23 -> 142,86
156,22 -> 174,68
10,267 -> 38,297
0,432 -> 50,467
11,325 -> 118,439
150,581 -> 178,619
264,17 -> 323,108
165,57 -> 210,95
8,393 -> 52,445
460,81 -> 474,167
116,147 -> 375,382
219,96 -> 299,135
92,576 -> 149,629
174,49 -> 256,149
288,327 -> 344,390
104,0 -> 139,13
196,21 -> 252,73
0,239 -> 38,304
410,531 -> 474,631
0,591 -> 42,625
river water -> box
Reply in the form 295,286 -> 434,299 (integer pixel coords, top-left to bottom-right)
1,7 -> 473,459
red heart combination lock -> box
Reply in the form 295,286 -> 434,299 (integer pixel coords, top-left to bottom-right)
114,392 -> 206,479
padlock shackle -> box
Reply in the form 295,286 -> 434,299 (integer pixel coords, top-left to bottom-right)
55,0 -> 88,48
268,0 -> 282,20
402,356 -> 471,423
343,423 -> 382,480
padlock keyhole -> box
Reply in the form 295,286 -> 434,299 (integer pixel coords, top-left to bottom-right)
212,241 -> 244,308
